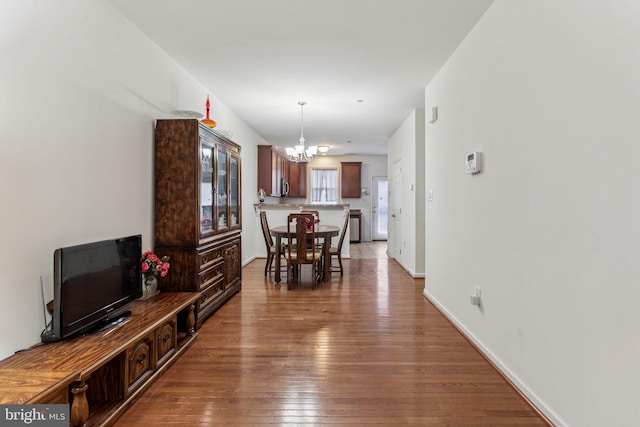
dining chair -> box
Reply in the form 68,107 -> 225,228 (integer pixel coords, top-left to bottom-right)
300,210 -> 320,232
285,213 -> 323,289
260,211 -> 286,276
328,212 -> 350,276
300,210 -> 320,219
290,210 -> 320,250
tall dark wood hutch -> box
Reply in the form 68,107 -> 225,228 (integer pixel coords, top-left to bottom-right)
154,119 -> 242,328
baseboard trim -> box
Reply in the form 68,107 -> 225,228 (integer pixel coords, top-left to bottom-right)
422,289 -> 558,427
391,258 -> 426,279
242,255 -> 257,268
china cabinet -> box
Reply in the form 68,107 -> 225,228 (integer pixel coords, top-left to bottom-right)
154,119 -> 242,327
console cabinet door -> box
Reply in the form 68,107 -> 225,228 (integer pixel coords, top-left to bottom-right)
156,319 -> 177,367
127,333 -> 154,393
224,240 -> 241,290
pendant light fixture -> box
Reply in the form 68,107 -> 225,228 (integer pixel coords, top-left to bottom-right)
286,101 -> 318,162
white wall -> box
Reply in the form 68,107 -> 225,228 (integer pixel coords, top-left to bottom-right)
0,0 -> 265,359
388,110 -> 425,277
424,1 -> 640,425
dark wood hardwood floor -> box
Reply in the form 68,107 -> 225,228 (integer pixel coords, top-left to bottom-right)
115,258 -> 548,426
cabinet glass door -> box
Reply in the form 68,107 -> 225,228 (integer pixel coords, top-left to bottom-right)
229,154 -> 240,227
216,149 -> 228,230
200,138 -> 214,236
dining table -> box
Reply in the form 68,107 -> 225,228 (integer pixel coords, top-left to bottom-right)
270,224 -> 340,284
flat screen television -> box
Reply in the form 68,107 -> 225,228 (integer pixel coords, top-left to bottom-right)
41,234 -> 142,343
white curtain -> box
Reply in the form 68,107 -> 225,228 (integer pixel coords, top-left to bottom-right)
311,169 -> 338,203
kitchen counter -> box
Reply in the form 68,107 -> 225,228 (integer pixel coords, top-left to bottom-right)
254,203 -> 350,210
254,203 -> 350,258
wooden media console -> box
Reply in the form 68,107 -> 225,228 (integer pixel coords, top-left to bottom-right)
0,292 -> 198,426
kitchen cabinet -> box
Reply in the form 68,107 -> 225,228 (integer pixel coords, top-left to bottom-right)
288,161 -> 307,198
258,145 -> 289,197
341,161 -> 362,198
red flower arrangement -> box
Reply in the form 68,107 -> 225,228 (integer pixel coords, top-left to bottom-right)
141,251 -> 170,279
304,217 -> 320,230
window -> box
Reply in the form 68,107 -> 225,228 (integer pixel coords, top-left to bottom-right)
310,168 -> 338,204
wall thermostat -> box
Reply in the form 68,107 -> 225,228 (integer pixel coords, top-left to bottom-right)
465,151 -> 482,174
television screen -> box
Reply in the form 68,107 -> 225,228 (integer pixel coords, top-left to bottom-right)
42,235 -> 142,343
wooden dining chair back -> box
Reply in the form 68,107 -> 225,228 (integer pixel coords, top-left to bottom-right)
300,210 -> 320,220
286,213 -> 323,289
300,210 -> 320,241
260,211 -> 285,276
329,212 -> 350,276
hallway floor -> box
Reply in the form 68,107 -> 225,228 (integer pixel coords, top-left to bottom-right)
349,241 -> 388,259
116,257 -> 547,426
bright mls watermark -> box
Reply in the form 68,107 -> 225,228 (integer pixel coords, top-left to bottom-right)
0,405 -> 68,426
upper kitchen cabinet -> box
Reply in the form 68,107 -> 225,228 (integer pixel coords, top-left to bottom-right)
340,161 -> 362,198
258,145 -> 290,197
287,161 -> 307,198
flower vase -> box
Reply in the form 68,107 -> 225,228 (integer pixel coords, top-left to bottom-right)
141,276 -> 159,300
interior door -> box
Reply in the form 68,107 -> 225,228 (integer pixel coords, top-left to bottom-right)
391,161 -> 402,260
372,176 -> 388,240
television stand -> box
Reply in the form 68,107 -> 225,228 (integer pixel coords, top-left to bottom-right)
82,310 -> 131,336
0,292 -> 198,427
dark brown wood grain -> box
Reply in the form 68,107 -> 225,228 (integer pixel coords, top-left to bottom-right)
341,161 -> 362,198
0,293 -> 199,426
258,145 -> 291,197
154,119 -> 242,327
0,293 -> 197,399
115,259 -> 550,426
154,120 -> 241,247
154,119 -> 201,247
288,161 -> 307,197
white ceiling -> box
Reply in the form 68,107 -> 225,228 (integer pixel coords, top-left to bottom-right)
109,0 -> 493,156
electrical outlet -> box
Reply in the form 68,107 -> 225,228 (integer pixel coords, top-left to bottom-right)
470,288 -> 481,306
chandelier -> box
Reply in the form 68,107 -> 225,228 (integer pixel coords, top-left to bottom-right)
285,101 -> 318,162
